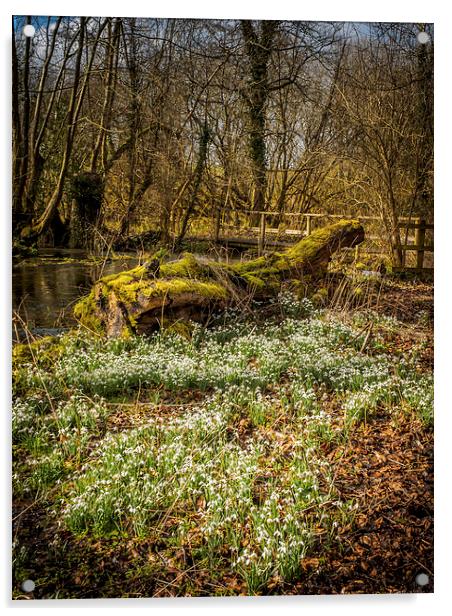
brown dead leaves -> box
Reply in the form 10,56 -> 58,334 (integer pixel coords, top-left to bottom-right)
288,413 -> 433,595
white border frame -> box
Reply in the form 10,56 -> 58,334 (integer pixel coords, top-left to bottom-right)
2,2 -> 450,614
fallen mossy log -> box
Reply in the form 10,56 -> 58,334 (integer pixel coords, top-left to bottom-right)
74,220 -> 364,337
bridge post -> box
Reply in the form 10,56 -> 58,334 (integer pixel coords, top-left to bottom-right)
415,217 -> 426,269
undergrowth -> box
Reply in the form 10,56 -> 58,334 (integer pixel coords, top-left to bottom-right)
12,293 -> 433,597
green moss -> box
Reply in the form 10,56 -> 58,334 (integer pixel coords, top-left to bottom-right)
96,266 -> 151,310
120,322 -> 135,339
146,278 -> 227,301
237,269 -> 282,291
227,255 -> 289,292
12,336 -> 63,369
228,256 -> 269,275
160,253 -> 207,278
116,281 -> 147,304
224,221 -> 361,285
101,265 -> 147,286
73,272 -> 227,336
239,273 -> 266,289
73,292 -> 104,334
92,255 -> 224,313
283,220 -> 358,262
72,219 -> 364,337
113,274 -> 227,307
164,321 -> 195,339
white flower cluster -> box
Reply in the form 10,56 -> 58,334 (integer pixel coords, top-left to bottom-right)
13,308 -> 432,592
12,393 -> 109,495
277,291 -> 316,319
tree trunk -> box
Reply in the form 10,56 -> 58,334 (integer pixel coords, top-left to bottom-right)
90,18 -> 121,174
74,219 -> 364,337
21,18 -> 87,242
12,17 -> 23,227
241,21 -> 279,225
414,29 -> 433,219
23,18 -> 63,217
176,122 -> 210,245
21,18 -> 107,243
12,16 -> 32,226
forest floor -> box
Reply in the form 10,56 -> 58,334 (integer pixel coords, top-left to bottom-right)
12,276 -> 433,598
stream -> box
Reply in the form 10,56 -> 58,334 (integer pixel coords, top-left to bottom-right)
12,249 -> 140,340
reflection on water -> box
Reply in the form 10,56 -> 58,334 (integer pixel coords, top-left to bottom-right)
12,249 -> 140,338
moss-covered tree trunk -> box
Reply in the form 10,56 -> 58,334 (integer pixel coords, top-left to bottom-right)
74,220 -> 364,337
240,20 -> 279,227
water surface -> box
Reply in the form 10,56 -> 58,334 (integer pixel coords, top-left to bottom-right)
12,249 -> 139,339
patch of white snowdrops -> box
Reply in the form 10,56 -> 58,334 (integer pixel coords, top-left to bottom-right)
13,299 -> 432,591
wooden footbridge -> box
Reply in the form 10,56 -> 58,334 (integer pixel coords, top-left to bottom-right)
203,210 -> 433,272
